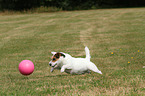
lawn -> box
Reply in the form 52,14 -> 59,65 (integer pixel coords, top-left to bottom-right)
0,8 -> 145,95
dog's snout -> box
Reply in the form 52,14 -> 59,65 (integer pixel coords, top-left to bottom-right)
49,63 -> 52,66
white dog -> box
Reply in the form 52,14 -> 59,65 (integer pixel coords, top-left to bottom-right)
49,47 -> 102,74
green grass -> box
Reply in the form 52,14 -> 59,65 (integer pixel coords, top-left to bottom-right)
0,8 -> 145,96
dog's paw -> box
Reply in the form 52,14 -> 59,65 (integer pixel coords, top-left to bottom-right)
51,68 -> 54,72
61,68 -> 65,73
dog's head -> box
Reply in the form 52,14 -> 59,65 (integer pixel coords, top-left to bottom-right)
49,52 -> 65,68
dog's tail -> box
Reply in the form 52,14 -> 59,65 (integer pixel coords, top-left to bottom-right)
85,46 -> 91,61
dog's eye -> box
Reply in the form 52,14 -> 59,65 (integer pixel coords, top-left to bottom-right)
52,58 -> 56,61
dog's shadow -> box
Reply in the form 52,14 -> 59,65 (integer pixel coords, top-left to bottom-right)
44,73 -> 83,78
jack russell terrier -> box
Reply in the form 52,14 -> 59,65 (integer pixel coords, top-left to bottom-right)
49,47 -> 102,74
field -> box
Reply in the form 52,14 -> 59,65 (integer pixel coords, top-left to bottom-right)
0,8 -> 145,95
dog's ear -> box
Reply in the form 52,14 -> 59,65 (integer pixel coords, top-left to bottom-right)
60,52 -> 65,58
51,52 -> 57,55
55,52 -> 65,58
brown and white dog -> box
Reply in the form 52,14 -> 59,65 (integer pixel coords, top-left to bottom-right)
49,47 -> 102,74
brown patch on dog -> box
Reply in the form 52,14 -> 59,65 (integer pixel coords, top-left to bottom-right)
51,52 -> 65,62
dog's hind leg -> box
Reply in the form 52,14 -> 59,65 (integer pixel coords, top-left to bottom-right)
87,62 -> 102,74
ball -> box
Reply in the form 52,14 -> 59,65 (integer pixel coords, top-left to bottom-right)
19,60 -> 34,75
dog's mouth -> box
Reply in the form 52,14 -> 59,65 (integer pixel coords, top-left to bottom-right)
50,64 -> 58,72
52,63 -> 57,68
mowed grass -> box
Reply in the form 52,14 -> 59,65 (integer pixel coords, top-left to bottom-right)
0,8 -> 145,95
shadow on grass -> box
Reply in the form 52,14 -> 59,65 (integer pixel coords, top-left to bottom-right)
44,73 -> 90,78
44,74 -> 82,78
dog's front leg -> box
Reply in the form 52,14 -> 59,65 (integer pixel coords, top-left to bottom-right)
61,65 -> 69,73
51,67 -> 54,72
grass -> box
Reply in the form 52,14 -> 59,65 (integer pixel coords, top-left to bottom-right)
0,8 -> 145,95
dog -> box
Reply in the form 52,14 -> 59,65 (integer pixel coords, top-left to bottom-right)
49,46 -> 102,74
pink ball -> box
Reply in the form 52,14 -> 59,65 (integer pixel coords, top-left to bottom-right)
19,60 -> 34,75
